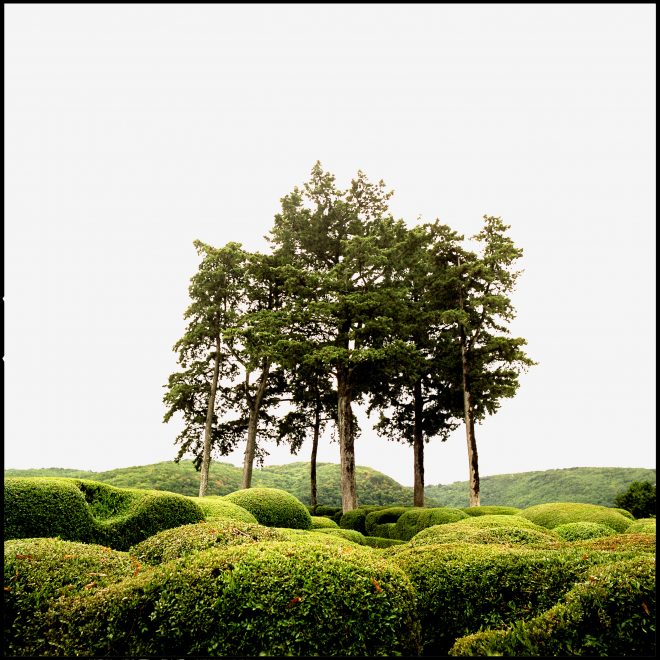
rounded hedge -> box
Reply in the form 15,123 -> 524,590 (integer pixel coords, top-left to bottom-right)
187,496 -> 258,524
449,556 -> 656,657
565,532 -> 656,554
613,507 -> 636,520
552,521 -> 617,542
40,540 -> 422,657
461,505 -> 521,517
365,507 -> 409,537
520,502 -> 633,533
624,518 -> 656,535
223,488 -> 312,530
310,515 -> 339,529
408,522 -> 559,548
389,542 -> 618,655
129,520 -> 291,565
311,527 -> 368,545
339,506 -> 385,535
4,537 -> 137,656
395,507 -> 469,541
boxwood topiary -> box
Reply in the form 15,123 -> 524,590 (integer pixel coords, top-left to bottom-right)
461,505 -> 521,516
624,518 -> 656,535
40,540 -> 422,657
552,521 -> 617,541
186,496 -> 258,524
520,502 -> 633,533
362,536 -> 406,549
563,532 -> 656,554
4,537 -> 137,656
364,507 -> 409,536
312,527 -> 368,545
339,505 -> 385,535
389,542 -> 619,655
310,515 -> 339,529
408,522 -> 559,548
129,520 -> 291,565
394,507 -> 469,541
223,488 -> 312,530
448,556 -> 656,657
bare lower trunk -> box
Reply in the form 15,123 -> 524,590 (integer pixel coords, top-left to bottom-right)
461,341 -> 480,507
310,408 -> 320,510
199,336 -> 222,497
413,377 -> 425,507
241,359 -> 271,490
337,368 -> 358,512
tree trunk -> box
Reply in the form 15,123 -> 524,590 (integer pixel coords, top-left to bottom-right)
337,367 -> 358,512
199,336 -> 222,497
310,406 -> 320,510
241,359 -> 271,490
460,339 -> 480,507
413,377 -> 425,507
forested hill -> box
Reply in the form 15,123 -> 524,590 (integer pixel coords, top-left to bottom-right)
4,462 -> 655,508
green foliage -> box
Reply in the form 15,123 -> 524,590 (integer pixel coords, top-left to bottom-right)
389,543 -> 621,656
365,507 -> 409,536
339,506 -> 385,535
223,488 -> 312,529
310,515 -> 339,529
186,496 -> 257,523
449,556 -> 656,657
565,533 -> 656,554
394,507 -> 469,541
39,540 -> 422,657
311,527 -> 368,545
614,479 -> 656,519
4,538 -> 136,656
521,502 -> 633,533
361,536 -> 406,549
552,521 -> 617,542
624,518 -> 656,535
614,507 -> 635,520
129,520 -> 290,565
461,505 -> 521,516
425,467 -> 656,508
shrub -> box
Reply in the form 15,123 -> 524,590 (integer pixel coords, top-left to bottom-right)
310,515 -> 339,529
312,527 -> 368,545
624,518 -> 656,535
614,480 -> 656,519
614,507 -> 635,520
395,507 -> 469,541
187,496 -> 258,524
41,541 -> 422,656
461,505 -> 521,516
365,507 -> 409,536
449,556 -> 656,657
314,505 -> 343,519
4,538 -> 136,656
339,506 -> 384,535
129,520 -> 291,565
390,542 -> 617,655
223,488 -> 312,530
563,533 -> 656,554
552,521 -> 617,541
520,502 -> 633,533
362,536 -> 406,549
408,522 -> 558,548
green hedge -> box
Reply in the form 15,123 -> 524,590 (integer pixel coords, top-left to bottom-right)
39,541 -> 422,656
187,496 -> 258,523
395,507 -> 469,541
224,488 -> 312,530
552,521 -> 617,541
449,556 -> 656,657
520,502 -> 633,533
129,520 -> 291,565
408,522 -> 558,548
624,518 -> 656,535
362,536 -> 406,549
364,507 -> 409,536
614,507 -> 636,520
4,537 -> 137,656
312,527 -> 368,545
389,542 -> 619,655
310,515 -> 339,529
339,506 -> 385,535
565,533 -> 656,554
461,505 -> 521,516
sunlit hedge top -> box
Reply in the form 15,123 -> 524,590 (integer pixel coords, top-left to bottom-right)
461,505 -> 521,516
310,515 -> 339,529
552,521 -> 617,541
186,496 -> 258,524
223,488 -> 312,529
520,502 -> 633,533
395,507 -> 469,541
624,518 -> 656,535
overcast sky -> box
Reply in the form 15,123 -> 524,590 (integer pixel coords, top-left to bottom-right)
5,4 -> 655,487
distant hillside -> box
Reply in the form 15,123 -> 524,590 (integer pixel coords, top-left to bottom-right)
425,467 -> 656,508
4,463 -> 654,509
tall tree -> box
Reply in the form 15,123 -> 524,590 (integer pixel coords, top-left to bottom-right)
269,163 -> 414,512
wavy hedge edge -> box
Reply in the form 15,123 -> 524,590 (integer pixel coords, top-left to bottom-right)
223,488 -> 313,530
520,502 -> 633,533
186,496 -> 258,524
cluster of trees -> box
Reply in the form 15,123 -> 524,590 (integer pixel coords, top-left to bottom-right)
163,163 -> 535,511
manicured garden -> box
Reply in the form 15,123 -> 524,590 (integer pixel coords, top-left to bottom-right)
4,477 -> 655,656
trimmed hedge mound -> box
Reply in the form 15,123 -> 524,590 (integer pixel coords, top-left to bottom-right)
310,515 -> 339,529
520,502 -> 633,533
312,527 -> 368,545
365,507 -> 409,537
362,536 -> 406,549
389,542 -> 619,655
4,538 -> 137,656
461,505 -> 521,516
552,521 -> 617,541
563,533 -> 656,554
449,556 -> 656,657
395,507 -> 469,541
624,518 -> 656,535
408,522 -> 558,548
38,541 -> 422,656
223,488 -> 312,530
339,506 -> 386,535
187,496 -> 258,524
129,520 -> 291,565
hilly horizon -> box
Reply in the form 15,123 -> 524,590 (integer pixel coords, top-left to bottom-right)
5,461 -> 655,509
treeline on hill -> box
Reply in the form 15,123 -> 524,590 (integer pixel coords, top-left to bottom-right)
162,162 -> 535,510
5,463 -> 655,509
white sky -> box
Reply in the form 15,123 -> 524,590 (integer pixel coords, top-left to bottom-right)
5,4 -> 655,487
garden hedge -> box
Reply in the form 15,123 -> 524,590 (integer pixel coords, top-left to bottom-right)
552,521 -> 617,542
339,506 -> 386,535
461,505 -> 521,516
565,533 -> 656,554
520,502 -> 633,533
187,496 -> 258,524
311,527 -> 368,545
394,507 -> 469,541
449,556 -> 656,657
624,518 -> 656,535
38,540 -> 422,656
310,515 -> 339,529
364,507 -> 409,537
223,488 -> 312,529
